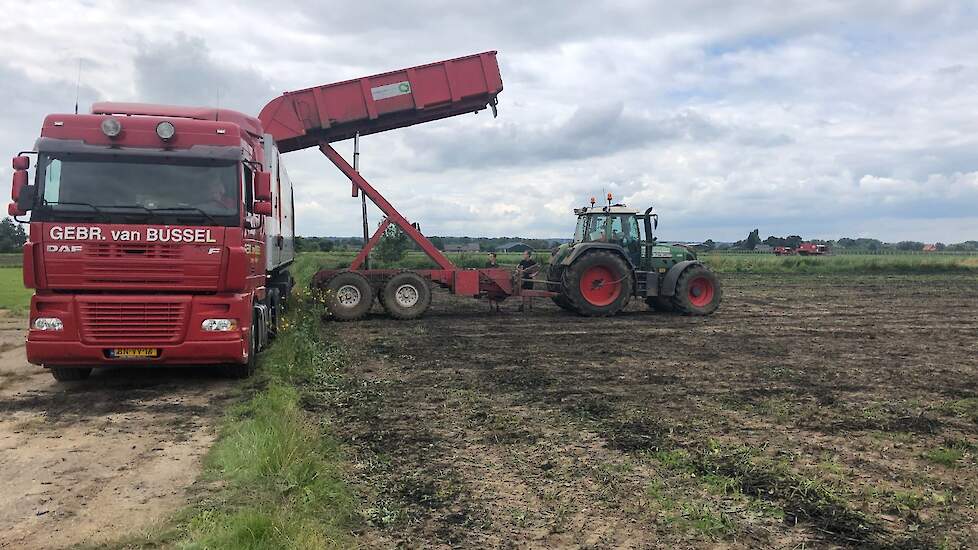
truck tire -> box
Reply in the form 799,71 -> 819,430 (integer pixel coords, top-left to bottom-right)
671,265 -> 722,316
548,267 -> 575,312
49,367 -> 92,381
383,272 -> 431,320
268,287 -> 280,339
565,251 -> 633,317
325,271 -> 374,321
222,311 -> 258,379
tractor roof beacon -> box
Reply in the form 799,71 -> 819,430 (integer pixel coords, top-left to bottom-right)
548,200 -> 722,317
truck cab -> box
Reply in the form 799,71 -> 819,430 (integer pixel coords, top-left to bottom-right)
9,103 -> 294,380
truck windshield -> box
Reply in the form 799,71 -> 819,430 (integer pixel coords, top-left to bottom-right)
33,154 -> 240,226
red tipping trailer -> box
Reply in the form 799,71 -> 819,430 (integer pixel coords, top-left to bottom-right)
259,51 -> 503,153
259,51 -> 551,320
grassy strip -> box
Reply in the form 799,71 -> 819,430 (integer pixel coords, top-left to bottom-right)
99,257 -> 355,549
0,268 -> 31,314
701,253 -> 978,274
177,300 -> 353,549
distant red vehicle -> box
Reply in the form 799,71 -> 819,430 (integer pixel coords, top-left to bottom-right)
773,246 -> 794,256
796,243 -> 829,256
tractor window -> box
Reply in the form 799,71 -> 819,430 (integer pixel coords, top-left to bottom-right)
586,215 -> 609,242
612,216 -> 640,243
573,216 -> 587,242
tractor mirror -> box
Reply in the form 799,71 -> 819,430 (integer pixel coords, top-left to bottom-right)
253,200 -> 272,216
653,214 -> 658,230
11,171 -> 27,202
254,171 -> 272,201
12,155 -> 29,171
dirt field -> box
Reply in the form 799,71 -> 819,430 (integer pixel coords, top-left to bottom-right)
0,312 -> 234,550
318,273 -> 978,549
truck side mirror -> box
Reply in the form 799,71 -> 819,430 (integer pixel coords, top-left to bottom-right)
253,200 -> 272,216
12,156 -> 30,171
8,202 -> 26,216
254,171 -> 272,201
11,171 -> 27,202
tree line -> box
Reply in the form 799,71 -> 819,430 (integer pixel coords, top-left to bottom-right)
717,228 -> 978,252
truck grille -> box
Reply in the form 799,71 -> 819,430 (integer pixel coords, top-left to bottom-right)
88,242 -> 182,259
79,301 -> 188,344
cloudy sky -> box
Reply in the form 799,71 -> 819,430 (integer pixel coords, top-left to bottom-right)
2,1 -> 976,242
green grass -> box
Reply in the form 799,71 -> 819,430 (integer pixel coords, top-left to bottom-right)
0,268 -> 30,313
0,253 -> 21,267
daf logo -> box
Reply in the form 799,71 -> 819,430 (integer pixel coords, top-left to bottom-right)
46,245 -> 82,253
208,247 -> 222,255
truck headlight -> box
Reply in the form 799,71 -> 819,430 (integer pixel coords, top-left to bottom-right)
33,317 -> 64,331
100,117 -> 122,138
202,319 -> 237,331
156,121 -> 176,140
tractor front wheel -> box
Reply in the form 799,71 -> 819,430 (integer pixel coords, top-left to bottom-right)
671,265 -> 722,315
564,251 -> 633,317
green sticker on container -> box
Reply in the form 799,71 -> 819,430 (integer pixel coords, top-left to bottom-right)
371,81 -> 412,101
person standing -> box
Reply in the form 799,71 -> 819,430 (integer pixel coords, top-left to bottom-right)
486,252 -> 499,268
516,250 -> 539,312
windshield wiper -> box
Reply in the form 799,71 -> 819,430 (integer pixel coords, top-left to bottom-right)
42,201 -> 106,220
149,207 -> 218,226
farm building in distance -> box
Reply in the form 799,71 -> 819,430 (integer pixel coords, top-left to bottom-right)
496,242 -> 533,252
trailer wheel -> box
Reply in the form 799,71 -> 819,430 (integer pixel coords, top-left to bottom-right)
325,271 -> 374,321
565,251 -> 633,317
49,367 -> 92,382
671,265 -> 722,316
383,272 -> 431,320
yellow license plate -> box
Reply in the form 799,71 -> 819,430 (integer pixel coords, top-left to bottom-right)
109,348 -> 160,359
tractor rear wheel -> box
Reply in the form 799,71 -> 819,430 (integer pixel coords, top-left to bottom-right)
383,272 -> 432,320
671,265 -> 722,315
564,251 -> 633,317
548,267 -> 575,312
324,271 -> 374,321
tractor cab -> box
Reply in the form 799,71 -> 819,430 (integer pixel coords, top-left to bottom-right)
572,204 -> 649,266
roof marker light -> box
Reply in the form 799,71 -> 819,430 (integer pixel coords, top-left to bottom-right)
100,117 -> 122,137
156,121 -> 176,140
53,121 -> 64,127
216,128 -> 226,135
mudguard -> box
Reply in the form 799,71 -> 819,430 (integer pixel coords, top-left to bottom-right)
559,243 -> 635,269
660,260 -> 701,296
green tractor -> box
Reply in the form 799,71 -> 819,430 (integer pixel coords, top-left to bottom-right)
548,200 -> 722,317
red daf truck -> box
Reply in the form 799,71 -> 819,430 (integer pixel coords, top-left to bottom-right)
8,103 -> 295,381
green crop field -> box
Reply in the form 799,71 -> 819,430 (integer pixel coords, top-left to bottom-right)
0,268 -> 30,313
0,253 -> 22,268
701,252 -> 978,274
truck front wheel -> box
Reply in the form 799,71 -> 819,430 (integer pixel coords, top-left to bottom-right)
49,367 -> 92,382
222,311 -> 258,379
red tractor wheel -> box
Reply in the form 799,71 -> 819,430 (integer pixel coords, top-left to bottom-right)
671,265 -> 722,315
564,251 -> 633,317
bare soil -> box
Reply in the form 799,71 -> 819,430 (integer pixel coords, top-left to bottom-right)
0,312 -> 234,550
318,273 -> 978,549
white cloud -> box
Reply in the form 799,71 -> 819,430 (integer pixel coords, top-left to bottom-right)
0,0 -> 976,243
